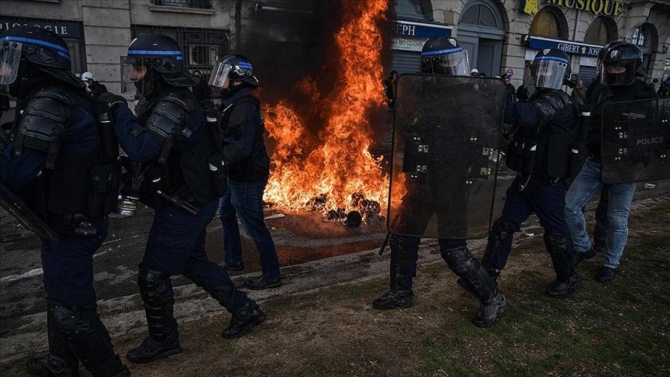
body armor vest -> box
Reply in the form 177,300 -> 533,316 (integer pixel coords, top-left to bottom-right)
506,89 -> 583,178
14,85 -> 119,221
137,88 -> 217,207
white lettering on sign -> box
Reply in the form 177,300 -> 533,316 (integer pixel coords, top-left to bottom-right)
624,112 -> 647,120
0,22 -> 70,36
637,136 -> 664,145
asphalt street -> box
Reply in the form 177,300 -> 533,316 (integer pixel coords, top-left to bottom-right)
1,179 -> 668,364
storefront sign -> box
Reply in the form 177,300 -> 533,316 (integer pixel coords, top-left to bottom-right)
385,20 -> 452,52
548,0 -> 626,17
0,19 -> 81,38
528,36 -> 602,57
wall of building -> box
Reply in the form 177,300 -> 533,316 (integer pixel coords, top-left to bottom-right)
3,0 -> 670,94
425,0 -> 670,89
0,0 -> 234,94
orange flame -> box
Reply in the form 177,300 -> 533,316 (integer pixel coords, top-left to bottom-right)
263,0 -> 389,214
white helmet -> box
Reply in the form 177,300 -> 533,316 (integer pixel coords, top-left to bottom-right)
81,71 -> 94,81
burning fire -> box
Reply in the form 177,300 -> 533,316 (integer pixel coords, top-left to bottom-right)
263,0 -> 389,219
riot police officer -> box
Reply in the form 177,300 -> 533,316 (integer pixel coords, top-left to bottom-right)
471,49 -> 581,297
372,36 -> 508,328
564,42 -> 659,282
101,35 -> 265,364
0,27 -> 129,376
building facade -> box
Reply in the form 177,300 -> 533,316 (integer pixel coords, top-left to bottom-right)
388,0 -> 670,88
0,0 -> 235,94
1,0 -> 669,94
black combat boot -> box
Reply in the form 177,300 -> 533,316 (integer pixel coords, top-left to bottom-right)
545,232 -> 578,298
26,355 -> 80,377
372,289 -> 414,310
472,291 -> 509,328
128,265 -> 182,364
222,301 -> 266,339
547,274 -> 579,298
126,333 -> 182,364
374,239 -> 416,310
442,246 -> 509,328
459,218 -> 511,293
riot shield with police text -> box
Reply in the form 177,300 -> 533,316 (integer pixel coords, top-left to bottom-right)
601,98 -> 670,183
0,181 -> 59,240
387,74 -> 506,239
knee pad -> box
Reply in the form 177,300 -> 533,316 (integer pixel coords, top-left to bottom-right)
49,302 -> 92,343
138,264 -> 173,305
441,247 -> 474,275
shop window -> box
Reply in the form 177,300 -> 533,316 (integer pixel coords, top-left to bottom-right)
631,24 -> 652,50
529,7 -> 564,39
461,3 -> 498,28
584,17 -> 615,45
392,0 -> 431,20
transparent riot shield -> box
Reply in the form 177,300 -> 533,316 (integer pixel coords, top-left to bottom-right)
387,74 -> 506,239
0,182 -> 59,240
601,98 -> 670,183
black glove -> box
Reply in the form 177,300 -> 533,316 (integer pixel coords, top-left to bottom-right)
200,99 -> 218,118
98,92 -> 127,111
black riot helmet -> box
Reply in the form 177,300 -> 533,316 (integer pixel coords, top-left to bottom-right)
208,54 -> 259,88
0,26 -> 84,95
598,41 -> 642,86
125,34 -> 198,96
524,49 -> 572,90
420,36 -> 470,76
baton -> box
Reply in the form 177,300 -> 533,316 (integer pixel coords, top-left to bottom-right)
156,190 -> 198,215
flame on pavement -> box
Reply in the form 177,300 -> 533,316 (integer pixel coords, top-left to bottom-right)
263,0 -> 390,216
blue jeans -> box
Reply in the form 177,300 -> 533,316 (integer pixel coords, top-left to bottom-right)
565,159 -> 636,268
217,180 -> 280,281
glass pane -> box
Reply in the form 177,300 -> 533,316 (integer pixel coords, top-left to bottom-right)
461,5 -> 480,25
530,9 -> 560,38
479,6 -> 496,28
393,0 -> 424,17
584,19 -> 609,45
632,25 -> 650,47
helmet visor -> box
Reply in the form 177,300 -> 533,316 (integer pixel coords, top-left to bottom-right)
208,61 -> 231,88
0,40 -> 22,86
422,49 -> 470,76
600,61 -> 636,86
525,57 -> 568,90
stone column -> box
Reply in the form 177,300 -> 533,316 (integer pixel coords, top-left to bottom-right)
81,0 -> 132,94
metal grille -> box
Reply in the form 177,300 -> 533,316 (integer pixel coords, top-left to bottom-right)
153,0 -> 212,8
